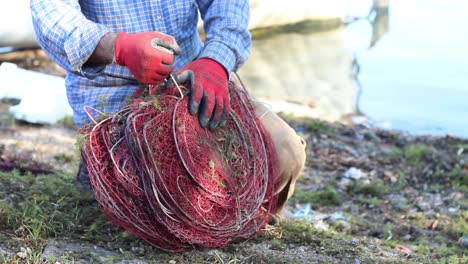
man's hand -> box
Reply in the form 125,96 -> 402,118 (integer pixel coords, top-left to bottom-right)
115,32 -> 181,84
172,58 -> 229,130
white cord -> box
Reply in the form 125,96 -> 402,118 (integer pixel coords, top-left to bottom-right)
170,74 -> 184,99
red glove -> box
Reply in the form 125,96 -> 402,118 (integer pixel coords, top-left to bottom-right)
172,58 -> 229,130
115,32 -> 181,84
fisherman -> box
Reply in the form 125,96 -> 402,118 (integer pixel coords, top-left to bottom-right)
30,0 -> 305,217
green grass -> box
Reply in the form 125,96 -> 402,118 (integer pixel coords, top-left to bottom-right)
386,144 -> 436,166
56,115 -> 76,128
403,144 -> 436,166
446,165 -> 468,190
276,220 -> 331,245
305,119 -> 333,135
443,211 -> 468,240
456,143 -> 468,149
377,211 -> 467,261
357,195 -> 383,207
54,152 -> 75,164
350,183 -> 390,198
289,188 -> 340,207
0,169 -> 130,262
270,238 -> 288,250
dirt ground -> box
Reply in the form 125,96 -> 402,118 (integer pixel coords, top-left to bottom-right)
0,51 -> 467,263
0,116 -> 466,263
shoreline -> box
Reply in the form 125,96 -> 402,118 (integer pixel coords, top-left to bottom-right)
0,116 -> 466,263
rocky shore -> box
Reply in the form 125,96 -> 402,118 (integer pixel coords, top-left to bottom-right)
0,114 -> 466,263
1,46 -> 467,263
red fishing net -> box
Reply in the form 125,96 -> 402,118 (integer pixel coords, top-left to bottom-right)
80,78 -> 279,251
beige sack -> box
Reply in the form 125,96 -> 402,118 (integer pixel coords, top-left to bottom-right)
252,101 -> 306,217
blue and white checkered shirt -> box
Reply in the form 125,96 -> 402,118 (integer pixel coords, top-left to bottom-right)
30,0 -> 251,127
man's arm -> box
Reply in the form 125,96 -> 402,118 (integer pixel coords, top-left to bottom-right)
196,0 -> 252,73
30,0 -> 111,78
31,0 -> 180,83
85,32 -> 118,66
172,0 -> 251,129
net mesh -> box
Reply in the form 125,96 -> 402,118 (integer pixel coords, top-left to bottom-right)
80,78 -> 280,251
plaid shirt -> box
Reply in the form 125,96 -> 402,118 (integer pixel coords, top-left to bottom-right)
31,0 -> 251,127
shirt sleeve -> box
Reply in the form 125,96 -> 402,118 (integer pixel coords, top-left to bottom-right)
30,0 -> 110,79
196,0 -> 252,73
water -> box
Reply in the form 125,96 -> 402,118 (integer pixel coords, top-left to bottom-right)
240,0 -> 468,138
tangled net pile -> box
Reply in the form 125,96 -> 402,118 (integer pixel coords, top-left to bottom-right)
80,78 -> 280,251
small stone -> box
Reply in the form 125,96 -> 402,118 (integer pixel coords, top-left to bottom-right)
0,246 -> 14,258
313,220 -> 330,231
384,171 -> 399,183
339,177 -> 352,189
16,251 -> 27,259
416,201 -> 430,211
458,235 -> 468,248
344,167 -> 367,180
387,194 -> 409,210
296,246 -> 307,253
169,260 -> 176,264
433,194 -> 443,207
408,245 -> 418,251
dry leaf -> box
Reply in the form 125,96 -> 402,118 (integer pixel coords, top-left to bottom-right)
395,244 -> 412,254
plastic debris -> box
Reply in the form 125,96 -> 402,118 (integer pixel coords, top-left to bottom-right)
340,167 -> 369,189
327,211 -> 349,223
292,204 -> 349,230
344,167 -> 367,180
293,203 -> 328,222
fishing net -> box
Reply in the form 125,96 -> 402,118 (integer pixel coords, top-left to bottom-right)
80,77 -> 280,251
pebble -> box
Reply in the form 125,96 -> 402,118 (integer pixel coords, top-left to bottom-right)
314,220 -> 330,231
296,246 -> 307,253
448,207 -> 459,214
416,201 -> 430,211
416,194 -> 444,211
16,251 -> 27,259
387,194 -> 409,210
339,177 -> 352,189
459,235 -> 468,248
343,167 -> 367,180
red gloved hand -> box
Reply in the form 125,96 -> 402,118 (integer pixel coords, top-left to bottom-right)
172,58 -> 229,130
115,32 -> 181,84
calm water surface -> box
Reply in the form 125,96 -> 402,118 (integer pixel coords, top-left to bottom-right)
241,0 -> 468,138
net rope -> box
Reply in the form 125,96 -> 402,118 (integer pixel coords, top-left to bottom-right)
80,78 -> 280,251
